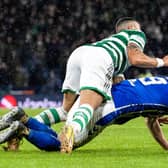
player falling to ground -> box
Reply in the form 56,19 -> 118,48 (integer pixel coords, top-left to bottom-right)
34,16 -> 168,153
1,18 -> 168,153
1,76 -> 168,151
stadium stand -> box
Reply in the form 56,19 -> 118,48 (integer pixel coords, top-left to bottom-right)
0,0 -> 168,95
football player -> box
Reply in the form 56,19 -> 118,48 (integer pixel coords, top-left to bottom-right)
1,76 -> 168,151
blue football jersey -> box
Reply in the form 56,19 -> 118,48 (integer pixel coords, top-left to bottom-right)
112,76 -> 168,107
97,76 -> 168,126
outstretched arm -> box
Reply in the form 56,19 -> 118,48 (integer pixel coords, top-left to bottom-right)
146,117 -> 168,150
127,44 -> 168,68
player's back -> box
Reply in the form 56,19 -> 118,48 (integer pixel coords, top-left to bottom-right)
112,76 -> 168,107
96,76 -> 168,126
86,30 -> 146,75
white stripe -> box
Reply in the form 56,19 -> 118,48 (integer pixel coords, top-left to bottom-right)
103,44 -> 118,59
111,37 -> 127,51
118,31 -> 129,40
45,110 -> 55,124
106,42 -> 123,69
129,41 -> 143,50
130,35 -> 145,48
80,104 -> 93,112
73,115 -> 86,128
103,43 -> 114,50
78,108 -> 91,120
109,38 -> 129,71
106,41 -> 123,57
34,116 -> 44,123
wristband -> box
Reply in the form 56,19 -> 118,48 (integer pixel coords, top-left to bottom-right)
156,58 -> 164,68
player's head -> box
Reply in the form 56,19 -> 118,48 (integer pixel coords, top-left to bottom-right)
115,17 -> 141,33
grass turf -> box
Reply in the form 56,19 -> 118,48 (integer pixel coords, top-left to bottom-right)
0,108 -> 168,168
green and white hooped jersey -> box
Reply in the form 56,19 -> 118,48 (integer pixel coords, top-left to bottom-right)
87,30 -> 146,75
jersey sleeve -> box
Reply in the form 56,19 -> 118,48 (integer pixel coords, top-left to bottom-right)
128,31 -> 146,51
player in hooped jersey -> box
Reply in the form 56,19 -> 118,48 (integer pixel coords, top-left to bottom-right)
58,17 -> 168,153
3,17 -> 168,153
1,76 -> 168,151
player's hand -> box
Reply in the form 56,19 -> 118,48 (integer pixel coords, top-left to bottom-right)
113,74 -> 125,84
158,117 -> 168,125
162,55 -> 168,66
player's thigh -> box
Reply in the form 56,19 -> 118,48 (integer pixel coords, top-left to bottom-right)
79,89 -> 103,109
62,92 -> 78,112
80,46 -> 114,101
62,47 -> 82,93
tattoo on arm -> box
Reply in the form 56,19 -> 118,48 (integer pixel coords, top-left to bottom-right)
127,44 -> 140,51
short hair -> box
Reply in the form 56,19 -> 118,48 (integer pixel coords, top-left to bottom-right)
115,17 -> 140,32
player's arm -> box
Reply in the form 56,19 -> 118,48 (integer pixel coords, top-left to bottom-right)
127,43 -> 168,68
145,117 -> 168,150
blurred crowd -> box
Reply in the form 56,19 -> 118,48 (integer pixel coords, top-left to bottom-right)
0,0 -> 168,95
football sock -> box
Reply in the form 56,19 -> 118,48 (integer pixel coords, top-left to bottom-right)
26,129 -> 61,151
69,104 -> 93,133
25,117 -> 58,137
34,107 -> 67,126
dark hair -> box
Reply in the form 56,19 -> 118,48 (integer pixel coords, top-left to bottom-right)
115,17 -> 139,31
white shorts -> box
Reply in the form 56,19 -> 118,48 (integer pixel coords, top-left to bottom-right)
62,46 -> 114,100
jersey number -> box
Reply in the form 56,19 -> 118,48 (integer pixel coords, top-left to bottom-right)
129,77 -> 167,86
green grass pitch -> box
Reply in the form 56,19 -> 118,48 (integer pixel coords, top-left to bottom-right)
0,108 -> 168,168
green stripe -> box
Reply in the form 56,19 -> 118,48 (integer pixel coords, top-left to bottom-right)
50,108 -> 60,123
118,61 -> 128,74
111,41 -> 127,73
81,112 -> 89,124
72,118 -> 84,131
80,86 -> 111,101
85,29 -> 146,76
117,52 -> 127,74
112,35 -> 128,44
40,112 -> 50,126
75,111 -> 89,125
104,41 -> 122,71
123,30 -> 146,42
79,106 -> 92,117
103,42 -> 119,68
129,39 -> 143,49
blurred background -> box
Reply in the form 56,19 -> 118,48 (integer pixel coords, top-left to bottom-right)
0,0 -> 168,108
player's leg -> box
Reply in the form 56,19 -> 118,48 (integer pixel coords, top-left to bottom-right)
0,107 -> 58,137
34,107 -> 67,126
59,46 -> 114,153
34,90 -> 78,126
25,117 -> 58,137
59,90 -> 104,153
0,107 -> 27,131
25,128 -> 61,151
34,47 -> 81,126
0,121 -> 25,144
35,46 -> 82,126
0,107 -> 62,150
25,46 -> 80,151
0,120 -> 61,151
69,100 -> 115,148
34,92 -> 77,126
66,90 -> 103,135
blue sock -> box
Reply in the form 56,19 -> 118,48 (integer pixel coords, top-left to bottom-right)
26,129 -> 61,151
25,117 -> 57,137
